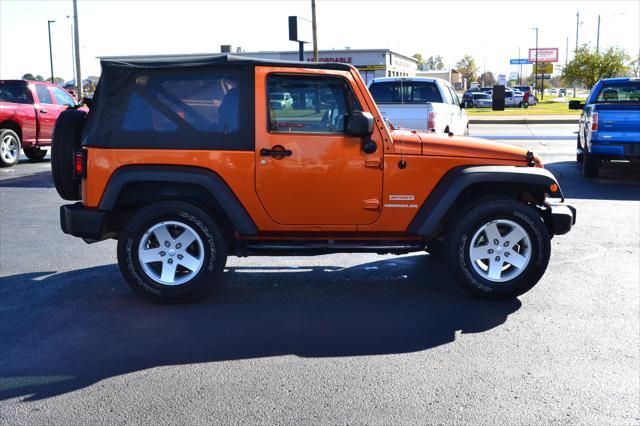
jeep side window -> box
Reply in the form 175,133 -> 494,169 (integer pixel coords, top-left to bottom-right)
121,73 -> 239,134
267,75 -> 361,134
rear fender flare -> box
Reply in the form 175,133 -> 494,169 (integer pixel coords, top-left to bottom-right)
99,165 -> 258,235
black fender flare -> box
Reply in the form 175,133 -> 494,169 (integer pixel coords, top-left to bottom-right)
99,165 -> 258,235
407,165 -> 563,237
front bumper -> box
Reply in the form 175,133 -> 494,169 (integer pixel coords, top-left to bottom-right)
548,203 -> 577,235
60,203 -> 108,241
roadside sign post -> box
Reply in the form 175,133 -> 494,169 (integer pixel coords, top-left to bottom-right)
528,48 -> 558,101
288,16 -> 312,61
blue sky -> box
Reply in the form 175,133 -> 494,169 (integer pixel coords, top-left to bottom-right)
1,0 -> 638,80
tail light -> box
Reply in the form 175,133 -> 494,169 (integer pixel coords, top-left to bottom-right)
73,149 -> 86,179
427,111 -> 437,130
591,113 -> 599,131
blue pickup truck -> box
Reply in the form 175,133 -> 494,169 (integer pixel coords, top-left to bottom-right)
570,77 -> 640,177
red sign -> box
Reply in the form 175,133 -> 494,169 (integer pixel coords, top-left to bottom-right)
528,48 -> 559,63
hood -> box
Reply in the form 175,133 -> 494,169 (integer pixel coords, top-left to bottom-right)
391,129 -> 534,163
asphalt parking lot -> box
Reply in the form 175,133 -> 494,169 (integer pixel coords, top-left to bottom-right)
1,124 -> 639,424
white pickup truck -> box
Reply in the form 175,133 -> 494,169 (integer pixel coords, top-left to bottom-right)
368,77 -> 469,135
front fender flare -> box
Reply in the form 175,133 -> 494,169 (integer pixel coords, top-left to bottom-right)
407,165 -> 563,237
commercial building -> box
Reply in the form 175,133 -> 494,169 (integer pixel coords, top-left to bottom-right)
415,68 -> 466,90
232,48 -> 418,85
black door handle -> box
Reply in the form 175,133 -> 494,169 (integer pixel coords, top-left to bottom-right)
40,109 -> 48,113
260,148 -> 292,157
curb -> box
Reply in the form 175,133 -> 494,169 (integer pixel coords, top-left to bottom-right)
469,118 -> 579,125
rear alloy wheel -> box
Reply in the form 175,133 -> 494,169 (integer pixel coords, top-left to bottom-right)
117,201 -> 227,303
23,147 -> 48,162
0,129 -> 21,167
445,199 -> 550,299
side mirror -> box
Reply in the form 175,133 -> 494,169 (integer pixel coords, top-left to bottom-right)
347,110 -> 374,136
568,100 -> 584,110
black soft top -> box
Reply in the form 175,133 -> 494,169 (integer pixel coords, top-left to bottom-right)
99,53 -> 354,71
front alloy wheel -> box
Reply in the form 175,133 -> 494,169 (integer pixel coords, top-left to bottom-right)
469,220 -> 531,282
445,199 -> 551,299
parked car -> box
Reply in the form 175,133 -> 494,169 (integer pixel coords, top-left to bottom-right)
368,77 -> 469,135
487,89 -> 526,108
514,85 -> 533,94
471,92 -> 492,108
570,77 -> 640,177
0,80 -> 78,167
269,91 -> 293,110
54,54 -> 575,303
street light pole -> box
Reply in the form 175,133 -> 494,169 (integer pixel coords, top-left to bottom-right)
47,20 -> 55,83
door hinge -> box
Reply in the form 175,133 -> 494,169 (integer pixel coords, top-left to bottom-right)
364,158 -> 382,169
363,199 -> 380,211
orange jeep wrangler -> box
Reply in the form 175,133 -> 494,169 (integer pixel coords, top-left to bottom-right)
53,54 -> 575,303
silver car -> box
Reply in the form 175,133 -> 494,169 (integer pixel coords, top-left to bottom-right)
472,92 -> 492,108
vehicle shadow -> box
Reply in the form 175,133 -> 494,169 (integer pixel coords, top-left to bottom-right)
0,255 -> 520,401
546,161 -> 640,201
0,170 -> 54,188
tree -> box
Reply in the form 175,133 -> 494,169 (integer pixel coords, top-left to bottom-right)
562,45 -> 629,89
629,53 -> 640,77
479,71 -> 495,86
21,73 -> 35,80
34,75 -> 44,81
412,53 -> 425,70
426,55 -> 445,70
46,77 -> 65,84
456,55 -> 479,82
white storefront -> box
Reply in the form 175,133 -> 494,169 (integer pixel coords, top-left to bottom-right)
234,49 -> 418,85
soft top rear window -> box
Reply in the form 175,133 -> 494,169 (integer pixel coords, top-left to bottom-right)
0,81 -> 32,104
369,81 -> 443,104
82,65 -> 254,150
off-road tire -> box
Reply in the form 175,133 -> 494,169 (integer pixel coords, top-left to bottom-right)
23,147 -> 48,162
117,201 -> 227,303
444,199 -> 551,299
51,109 -> 87,200
582,144 -> 599,178
0,128 -> 21,167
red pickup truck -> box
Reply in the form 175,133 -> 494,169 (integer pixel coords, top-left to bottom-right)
0,80 -> 77,167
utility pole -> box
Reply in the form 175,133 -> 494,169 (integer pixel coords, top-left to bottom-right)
67,16 -> 76,89
596,14 -> 601,52
311,0 -> 318,61
73,0 -> 82,99
565,36 -> 568,66
518,47 -> 521,85
574,11 -> 579,97
532,27 -> 538,96
47,20 -> 55,83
